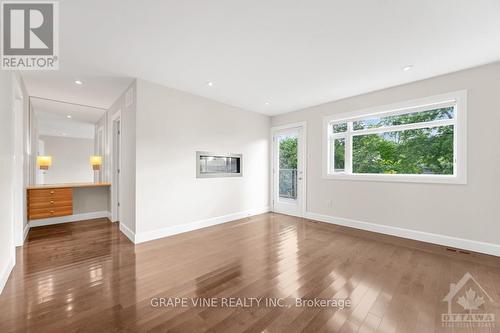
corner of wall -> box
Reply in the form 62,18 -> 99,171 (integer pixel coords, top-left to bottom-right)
0,255 -> 15,295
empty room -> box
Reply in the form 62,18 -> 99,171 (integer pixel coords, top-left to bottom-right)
0,1 -> 499,332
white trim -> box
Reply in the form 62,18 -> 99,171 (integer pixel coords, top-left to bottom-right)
305,212 -> 500,257
29,211 -> 111,228
12,78 -> 24,247
270,121 -> 307,217
119,222 -> 135,243
323,92 -> 463,124
322,173 -> 463,184
95,125 -> 105,183
133,206 -> 270,244
110,110 -> 121,223
271,121 -> 308,132
22,223 -> 30,243
322,90 -> 467,184
0,256 -> 14,295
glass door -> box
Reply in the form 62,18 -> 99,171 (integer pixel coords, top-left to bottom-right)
273,126 -> 304,217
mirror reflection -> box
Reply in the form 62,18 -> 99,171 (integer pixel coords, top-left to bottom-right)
32,98 -> 106,185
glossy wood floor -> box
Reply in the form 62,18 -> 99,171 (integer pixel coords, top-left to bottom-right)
1,213 -> 499,333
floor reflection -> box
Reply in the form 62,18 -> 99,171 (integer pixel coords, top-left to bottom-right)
0,213 -> 499,332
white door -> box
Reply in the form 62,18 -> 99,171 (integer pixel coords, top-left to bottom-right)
272,125 -> 305,217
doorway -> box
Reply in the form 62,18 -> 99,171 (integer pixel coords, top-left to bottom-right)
272,122 -> 306,217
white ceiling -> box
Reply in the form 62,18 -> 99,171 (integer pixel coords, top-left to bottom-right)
21,0 -> 500,115
23,73 -> 133,109
32,98 -> 105,139
36,111 -> 96,139
31,98 -> 106,123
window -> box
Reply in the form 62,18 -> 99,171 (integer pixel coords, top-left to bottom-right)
323,91 -> 466,184
196,152 -> 242,178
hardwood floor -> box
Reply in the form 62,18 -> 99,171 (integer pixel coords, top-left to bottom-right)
0,213 -> 499,332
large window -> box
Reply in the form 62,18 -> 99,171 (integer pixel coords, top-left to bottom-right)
324,91 -> 466,184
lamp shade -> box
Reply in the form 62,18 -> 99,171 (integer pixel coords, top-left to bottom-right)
90,155 -> 103,171
37,156 -> 52,170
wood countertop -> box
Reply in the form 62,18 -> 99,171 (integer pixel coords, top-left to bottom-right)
27,182 -> 111,190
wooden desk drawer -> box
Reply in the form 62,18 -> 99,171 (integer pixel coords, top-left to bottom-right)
28,206 -> 73,220
28,188 -> 73,220
28,188 -> 73,198
28,195 -> 72,204
29,208 -> 73,220
28,199 -> 73,209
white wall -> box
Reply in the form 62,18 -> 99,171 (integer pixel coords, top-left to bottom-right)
272,62 -> 500,249
11,73 -> 29,246
73,187 -> 109,214
0,71 -> 14,293
39,135 -> 94,184
134,79 -> 270,236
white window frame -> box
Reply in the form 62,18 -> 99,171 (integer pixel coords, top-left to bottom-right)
322,90 -> 467,184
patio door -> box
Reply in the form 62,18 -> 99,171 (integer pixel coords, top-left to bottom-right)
272,124 -> 306,217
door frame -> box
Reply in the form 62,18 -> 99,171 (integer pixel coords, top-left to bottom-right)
95,125 -> 105,183
110,110 -> 121,222
12,86 -> 24,246
270,121 -> 307,217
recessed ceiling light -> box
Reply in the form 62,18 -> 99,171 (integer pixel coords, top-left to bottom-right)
402,65 -> 413,71
207,81 -> 214,87
74,80 -> 83,85
265,102 -> 270,106
66,115 -> 72,119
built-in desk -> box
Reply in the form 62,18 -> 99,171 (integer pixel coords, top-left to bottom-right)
27,183 -> 111,220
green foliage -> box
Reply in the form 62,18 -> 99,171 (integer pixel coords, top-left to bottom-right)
278,137 -> 298,199
333,107 -> 455,175
352,127 -> 454,175
334,138 -> 345,171
353,107 -> 454,130
279,137 -> 297,169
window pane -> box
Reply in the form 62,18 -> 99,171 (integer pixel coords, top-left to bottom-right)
353,107 -> 454,131
332,122 -> 347,133
279,136 -> 298,199
352,125 -> 454,175
331,138 -> 345,172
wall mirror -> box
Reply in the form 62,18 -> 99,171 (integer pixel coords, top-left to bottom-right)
31,98 -> 107,185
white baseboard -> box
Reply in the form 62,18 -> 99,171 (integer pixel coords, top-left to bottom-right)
131,206 -> 270,244
305,212 -> 500,257
119,223 -> 136,243
29,211 -> 111,228
0,255 -> 14,295
23,223 -> 30,243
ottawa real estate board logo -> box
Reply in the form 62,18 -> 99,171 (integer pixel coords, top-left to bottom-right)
1,1 -> 59,70
441,272 -> 496,328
